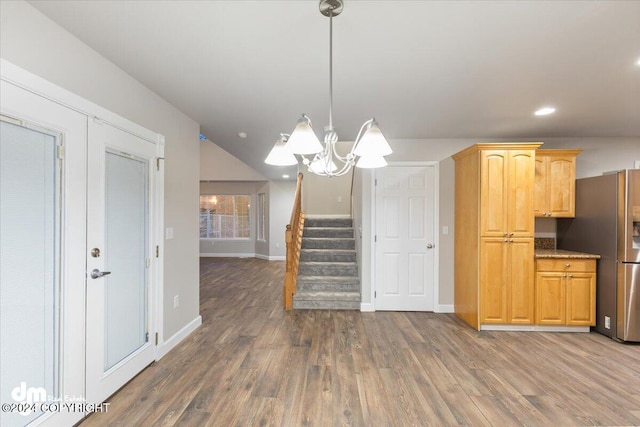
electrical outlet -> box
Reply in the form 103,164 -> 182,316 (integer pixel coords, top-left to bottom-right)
442,226 -> 449,235
276,242 -> 280,248
338,196 -> 343,202
605,316 -> 611,329
174,295 -> 180,308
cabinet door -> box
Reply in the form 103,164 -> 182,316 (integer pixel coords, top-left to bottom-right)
507,150 -> 535,237
533,156 -> 547,217
548,156 -> 576,217
566,272 -> 596,325
508,238 -> 535,324
480,238 -> 507,323
480,151 -> 508,237
536,272 -> 565,325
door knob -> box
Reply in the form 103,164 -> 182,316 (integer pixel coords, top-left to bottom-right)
90,269 -> 111,279
426,244 -> 434,249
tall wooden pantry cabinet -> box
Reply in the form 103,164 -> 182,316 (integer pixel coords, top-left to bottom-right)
453,143 -> 542,330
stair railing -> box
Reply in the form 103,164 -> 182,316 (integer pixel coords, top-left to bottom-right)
284,173 -> 305,309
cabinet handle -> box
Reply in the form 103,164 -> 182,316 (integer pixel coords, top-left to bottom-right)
509,232 -> 514,237
504,239 -> 509,243
509,239 -> 514,243
503,233 -> 509,237
568,274 -> 573,278
566,263 -> 571,267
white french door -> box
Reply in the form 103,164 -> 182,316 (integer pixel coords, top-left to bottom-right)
85,120 -> 157,405
1,70 -> 163,427
375,165 -> 437,311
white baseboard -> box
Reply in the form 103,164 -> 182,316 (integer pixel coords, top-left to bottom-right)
156,315 -> 202,360
434,304 -> 454,313
256,254 -> 285,261
480,324 -> 590,333
360,303 -> 375,312
200,252 -> 255,258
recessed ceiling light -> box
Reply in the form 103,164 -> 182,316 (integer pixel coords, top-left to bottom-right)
282,174 -> 290,179
534,107 -> 556,116
238,132 -> 247,139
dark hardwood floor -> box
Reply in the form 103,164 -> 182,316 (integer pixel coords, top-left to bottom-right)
80,257 -> 640,426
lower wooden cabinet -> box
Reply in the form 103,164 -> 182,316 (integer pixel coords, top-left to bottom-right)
480,238 -> 534,325
535,259 -> 596,326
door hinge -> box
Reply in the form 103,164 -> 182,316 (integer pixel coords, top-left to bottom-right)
145,332 -> 149,343
375,179 -> 378,186
56,145 -> 65,159
155,333 -> 159,345
374,235 -> 377,243
156,246 -> 159,257
375,291 -> 377,298
146,258 -> 151,268
156,157 -> 164,171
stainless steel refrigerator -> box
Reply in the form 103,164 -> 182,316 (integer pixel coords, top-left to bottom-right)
557,169 -> 640,342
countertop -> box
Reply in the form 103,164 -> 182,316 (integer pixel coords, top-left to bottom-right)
534,249 -> 601,259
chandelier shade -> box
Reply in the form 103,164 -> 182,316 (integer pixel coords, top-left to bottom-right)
264,134 -> 298,166
264,0 -> 392,177
352,120 -> 393,157
285,115 -> 323,155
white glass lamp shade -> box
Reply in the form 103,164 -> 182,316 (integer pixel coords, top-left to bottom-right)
265,137 -> 298,166
287,117 -> 323,155
356,154 -> 388,169
353,121 -> 392,157
309,156 -> 338,174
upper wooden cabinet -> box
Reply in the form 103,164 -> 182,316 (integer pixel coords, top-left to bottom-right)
481,149 -> 537,237
534,149 -> 582,218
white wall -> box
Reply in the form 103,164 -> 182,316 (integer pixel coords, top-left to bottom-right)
302,171 -> 352,216
200,140 -> 267,181
268,180 -> 297,259
355,137 -> 640,311
0,1 -> 200,339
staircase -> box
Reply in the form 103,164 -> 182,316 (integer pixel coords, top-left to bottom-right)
293,217 -> 360,310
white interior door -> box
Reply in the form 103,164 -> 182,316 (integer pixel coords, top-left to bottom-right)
375,166 -> 436,311
85,119 -> 157,405
1,81 -> 86,427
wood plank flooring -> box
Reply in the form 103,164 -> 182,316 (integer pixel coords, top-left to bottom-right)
80,258 -> 640,426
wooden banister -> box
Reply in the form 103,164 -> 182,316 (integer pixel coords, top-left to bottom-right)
284,173 -> 305,309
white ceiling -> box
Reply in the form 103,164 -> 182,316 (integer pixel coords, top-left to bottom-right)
28,0 -> 640,180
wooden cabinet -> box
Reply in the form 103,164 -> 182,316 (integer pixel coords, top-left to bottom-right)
481,238 -> 534,324
535,259 -> 596,326
453,143 -> 542,330
480,150 -> 536,237
534,150 -> 582,218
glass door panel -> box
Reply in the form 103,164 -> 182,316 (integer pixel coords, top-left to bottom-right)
0,120 -> 59,427
104,152 -> 148,370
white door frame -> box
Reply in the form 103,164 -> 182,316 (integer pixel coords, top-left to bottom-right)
370,161 -> 439,311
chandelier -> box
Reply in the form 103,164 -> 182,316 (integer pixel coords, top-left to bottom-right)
264,0 -> 392,177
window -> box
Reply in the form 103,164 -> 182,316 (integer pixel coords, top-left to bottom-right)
200,195 -> 250,239
257,193 -> 266,241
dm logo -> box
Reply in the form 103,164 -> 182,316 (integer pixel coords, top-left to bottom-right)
11,382 -> 47,415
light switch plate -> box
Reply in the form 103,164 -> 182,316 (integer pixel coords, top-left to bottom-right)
635,160 -> 640,169
165,227 -> 174,240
